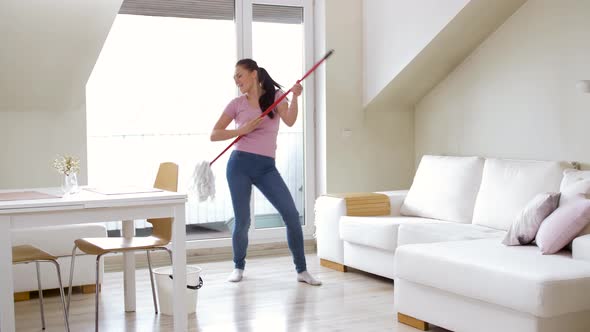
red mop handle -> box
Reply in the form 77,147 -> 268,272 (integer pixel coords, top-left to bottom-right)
210,49 -> 334,166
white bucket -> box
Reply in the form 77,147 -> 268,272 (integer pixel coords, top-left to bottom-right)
153,265 -> 203,316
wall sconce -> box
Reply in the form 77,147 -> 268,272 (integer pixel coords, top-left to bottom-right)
577,80 -> 590,93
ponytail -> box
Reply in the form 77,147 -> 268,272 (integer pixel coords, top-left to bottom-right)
257,67 -> 283,119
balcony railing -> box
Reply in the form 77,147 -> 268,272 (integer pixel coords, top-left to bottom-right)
87,131 -> 304,231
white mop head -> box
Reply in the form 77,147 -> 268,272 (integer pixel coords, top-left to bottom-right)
191,161 -> 216,202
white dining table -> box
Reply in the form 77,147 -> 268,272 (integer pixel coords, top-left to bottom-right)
0,187 -> 188,331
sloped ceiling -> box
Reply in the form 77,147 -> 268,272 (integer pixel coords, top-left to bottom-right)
364,0 -> 528,111
0,0 -> 123,112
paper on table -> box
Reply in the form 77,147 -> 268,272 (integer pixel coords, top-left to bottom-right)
0,191 -> 61,201
84,186 -> 164,195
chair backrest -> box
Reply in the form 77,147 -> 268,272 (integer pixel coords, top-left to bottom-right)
147,162 -> 179,242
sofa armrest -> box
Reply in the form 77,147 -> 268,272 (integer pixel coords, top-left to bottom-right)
572,234 -> 590,262
315,195 -> 347,264
314,190 -> 409,264
376,190 -> 409,216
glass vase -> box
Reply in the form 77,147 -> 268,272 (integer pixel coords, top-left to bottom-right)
61,173 -> 79,195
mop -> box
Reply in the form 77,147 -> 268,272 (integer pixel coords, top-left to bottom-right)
191,49 -> 335,202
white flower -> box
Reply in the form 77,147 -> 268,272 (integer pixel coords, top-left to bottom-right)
53,155 -> 80,176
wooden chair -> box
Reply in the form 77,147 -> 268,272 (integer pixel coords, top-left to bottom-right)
66,162 -> 178,331
12,245 -> 70,331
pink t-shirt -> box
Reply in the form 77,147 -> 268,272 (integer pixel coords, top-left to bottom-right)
223,90 -> 287,158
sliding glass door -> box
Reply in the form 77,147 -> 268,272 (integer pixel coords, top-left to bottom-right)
251,4 -> 304,231
86,0 -> 315,245
240,0 -> 315,240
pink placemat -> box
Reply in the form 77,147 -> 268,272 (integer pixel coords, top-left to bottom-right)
0,191 -> 61,201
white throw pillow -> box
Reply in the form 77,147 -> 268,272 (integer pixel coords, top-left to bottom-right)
400,155 -> 485,223
560,169 -> 590,191
472,159 -> 572,231
560,179 -> 590,206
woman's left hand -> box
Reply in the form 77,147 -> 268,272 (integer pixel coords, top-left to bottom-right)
291,83 -> 303,97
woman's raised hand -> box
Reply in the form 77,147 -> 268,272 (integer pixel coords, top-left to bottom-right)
291,83 -> 303,97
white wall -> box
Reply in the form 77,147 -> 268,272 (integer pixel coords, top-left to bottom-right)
314,0 -> 328,196
0,109 -> 87,188
415,0 -> 590,166
0,0 -> 122,189
321,0 -> 415,193
0,0 -> 416,192
363,0 -> 469,106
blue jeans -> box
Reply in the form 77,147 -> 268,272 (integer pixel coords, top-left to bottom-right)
226,150 -> 307,273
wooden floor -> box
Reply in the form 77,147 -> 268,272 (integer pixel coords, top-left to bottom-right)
14,253 -> 449,332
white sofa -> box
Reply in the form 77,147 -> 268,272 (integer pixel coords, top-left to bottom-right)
12,224 -> 106,293
315,155 -> 590,332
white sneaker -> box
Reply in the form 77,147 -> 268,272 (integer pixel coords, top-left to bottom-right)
227,269 -> 244,282
297,271 -> 322,286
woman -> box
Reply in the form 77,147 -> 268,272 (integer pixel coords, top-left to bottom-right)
210,59 -> 321,286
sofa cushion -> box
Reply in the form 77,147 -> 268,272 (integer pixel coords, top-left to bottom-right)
561,169 -> 590,191
400,155 -> 485,224
394,238 -> 590,317
397,223 -> 505,247
560,179 -> 590,206
339,216 -> 444,252
472,159 -> 571,231
573,234 -> 590,261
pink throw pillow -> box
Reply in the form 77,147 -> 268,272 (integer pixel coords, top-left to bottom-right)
559,179 -> 590,239
535,197 -> 590,254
